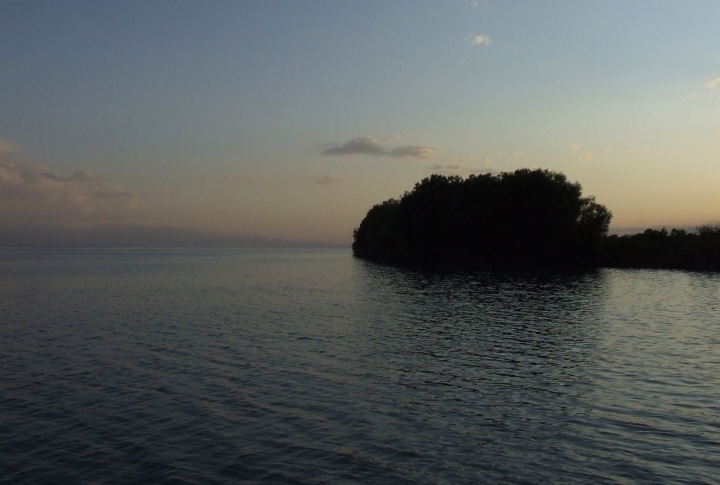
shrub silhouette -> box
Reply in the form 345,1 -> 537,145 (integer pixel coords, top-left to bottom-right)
353,169 -> 612,267
598,224 -> 720,270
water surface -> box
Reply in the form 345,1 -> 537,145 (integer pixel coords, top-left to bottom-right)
1,249 -> 719,484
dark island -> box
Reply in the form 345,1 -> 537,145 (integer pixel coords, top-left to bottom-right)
352,169 -> 720,271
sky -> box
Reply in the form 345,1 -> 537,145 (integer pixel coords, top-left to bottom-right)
2,0 -> 720,244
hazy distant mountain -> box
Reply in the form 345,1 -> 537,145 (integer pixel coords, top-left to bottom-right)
0,225 -> 345,248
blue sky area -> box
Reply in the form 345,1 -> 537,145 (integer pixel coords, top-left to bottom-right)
2,1 -> 720,242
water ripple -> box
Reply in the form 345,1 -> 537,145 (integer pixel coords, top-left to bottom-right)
1,249 -> 719,484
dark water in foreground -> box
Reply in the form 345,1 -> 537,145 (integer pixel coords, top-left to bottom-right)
1,249 -> 719,484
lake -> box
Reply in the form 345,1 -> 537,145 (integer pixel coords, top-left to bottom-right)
1,248 -> 719,484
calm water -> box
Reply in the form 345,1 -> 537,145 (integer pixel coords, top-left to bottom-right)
1,249 -> 719,484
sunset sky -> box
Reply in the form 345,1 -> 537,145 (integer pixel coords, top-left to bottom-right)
2,1 -> 720,244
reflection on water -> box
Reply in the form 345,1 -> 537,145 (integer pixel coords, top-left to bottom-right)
1,249 -> 719,484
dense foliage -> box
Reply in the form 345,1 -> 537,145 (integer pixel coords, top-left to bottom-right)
352,169 -> 612,267
598,226 -> 720,271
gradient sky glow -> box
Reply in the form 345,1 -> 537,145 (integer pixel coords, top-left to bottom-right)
2,0 -> 720,243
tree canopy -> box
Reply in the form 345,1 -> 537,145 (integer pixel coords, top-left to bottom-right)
352,169 -> 612,267
598,225 -> 720,271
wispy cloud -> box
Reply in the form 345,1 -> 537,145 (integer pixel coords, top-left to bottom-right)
322,137 -> 386,156
429,158 -> 492,175
471,35 -> 491,46
701,75 -> 720,98
576,151 -> 593,163
704,76 -> 720,90
568,144 -> 593,163
0,143 -> 140,227
315,174 -> 346,185
322,136 -> 437,159
389,146 -> 437,159
429,162 -> 466,172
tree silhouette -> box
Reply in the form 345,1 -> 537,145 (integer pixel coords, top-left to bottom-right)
353,169 -> 612,268
598,224 -> 720,270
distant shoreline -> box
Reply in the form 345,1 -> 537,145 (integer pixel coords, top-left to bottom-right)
0,225 -> 347,249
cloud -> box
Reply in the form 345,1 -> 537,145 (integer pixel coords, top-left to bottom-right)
0,147 -> 140,227
430,162 -> 465,172
389,146 -> 437,159
471,35 -> 491,46
322,136 -> 437,159
70,169 -> 104,181
702,76 -> 720,98
429,159 -> 493,175
322,137 -> 385,156
315,174 -> 346,185
704,76 -> 720,89
570,145 -> 593,162
576,151 -> 593,163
